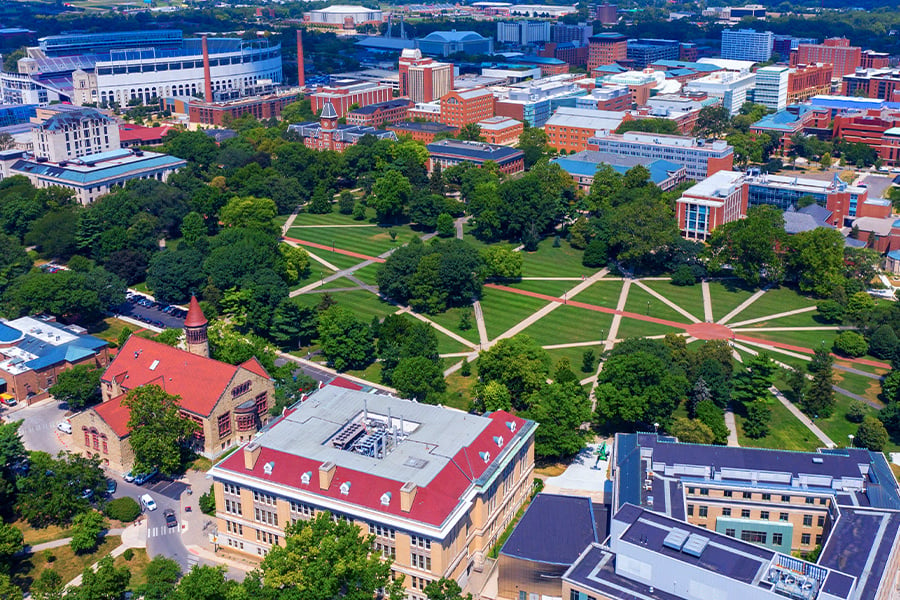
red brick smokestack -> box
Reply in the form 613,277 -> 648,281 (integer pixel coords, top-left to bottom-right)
296,29 -> 305,87
201,35 -> 213,102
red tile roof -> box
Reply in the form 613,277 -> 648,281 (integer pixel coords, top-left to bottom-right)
328,376 -> 364,391
101,336 -> 264,417
92,393 -> 132,438
217,410 -> 527,527
118,124 -> 172,143
184,296 -> 207,328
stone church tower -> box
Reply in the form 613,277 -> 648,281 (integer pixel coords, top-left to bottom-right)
183,295 -> 209,358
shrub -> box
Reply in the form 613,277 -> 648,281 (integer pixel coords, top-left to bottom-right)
43,550 -> 56,563
833,331 -> 868,358
816,300 -> 845,324
122,548 -> 134,561
104,497 -> 141,523
582,237 -> 608,268
69,511 -> 107,554
581,349 -> 595,373
671,264 -> 697,286
846,401 -> 866,424
338,191 -> 355,215
460,360 -> 471,377
199,490 -> 216,516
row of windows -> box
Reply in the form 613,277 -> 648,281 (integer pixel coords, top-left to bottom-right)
94,51 -> 280,75
290,500 -> 314,516
374,541 -> 396,559
410,535 -> 432,549
255,507 -> 278,526
690,504 -> 825,527
224,499 -> 242,515
254,491 -> 276,506
688,488 -> 828,505
410,576 -> 431,591
257,529 -> 279,545
723,529 -> 821,546
370,524 -> 396,539
410,552 -> 432,571
225,520 -> 243,535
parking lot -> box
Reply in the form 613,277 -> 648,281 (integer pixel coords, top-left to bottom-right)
113,293 -> 187,330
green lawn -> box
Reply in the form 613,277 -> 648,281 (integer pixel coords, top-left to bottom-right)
286,225 -> 419,258
707,280 -> 758,322
345,361 -> 383,383
734,396 -> 821,452
461,224 -> 502,252
310,250 -> 368,272
544,344 -> 606,378
520,305 -> 613,347
736,311 -> 825,329
641,280 -> 705,321
353,263 -> 381,286
316,277 -> 362,291
614,317 -> 684,340
291,207 -> 376,226
727,286 -> 818,323
11,535 -> 122,595
506,279 -> 580,297
435,330 -> 472,355
623,286 -> 693,324
314,291 -> 398,321
571,279 -> 624,309
439,371 -> 476,411
520,238 -> 590,278
741,329 -> 836,351
833,370 -> 882,405
422,306 -> 481,345
479,288 -> 551,340
816,393 -> 878,447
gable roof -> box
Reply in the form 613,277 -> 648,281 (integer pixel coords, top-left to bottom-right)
93,393 -> 132,438
101,336 -> 269,417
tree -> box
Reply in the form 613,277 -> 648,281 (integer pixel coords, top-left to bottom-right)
553,357 -> 579,386
695,400 -> 729,445
473,380 -> 512,413
278,244 -> 311,285
517,127 -> 549,169
869,325 -> 899,360
846,291 -> 875,325
338,191 -> 356,215
317,306 -> 375,371
882,370 -> 900,403
607,195 -> 679,271
180,211 -> 206,246
258,512 -> 403,600
146,248 -> 206,304
847,401 -> 867,424
391,356 -> 446,403
524,382 -> 591,461
104,497 -> 140,522
671,264 -> 697,286
581,349 -> 596,373
0,233 -> 31,292
16,451 -> 106,527
71,555 -> 130,600
617,118 -> 680,135
137,557 -> 182,600
816,300 -> 845,324
743,402 -> 771,439
371,170 -> 412,224
0,522 -> 23,571
687,378 -> 712,418
270,373 -> 318,416
123,385 -> 199,476
855,416 -> 889,452
480,246 -> 523,281
833,331 -> 868,357
173,565 -> 233,600
69,511 -> 108,554
669,417 -> 716,444
424,578 -> 472,600
31,569 -> 63,600
693,105 -> 731,137
706,205 -> 784,286
219,196 -> 278,234
25,207 -> 80,259
804,348 -> 835,418
732,353 -> 777,404
582,237 -> 608,268
786,228 -> 845,297
820,152 -> 832,168
458,123 -> 483,142
477,335 -> 551,408
49,365 -> 102,410
436,213 -> 455,238
0,421 -> 26,504
307,184 -> 333,215
0,574 -> 22,600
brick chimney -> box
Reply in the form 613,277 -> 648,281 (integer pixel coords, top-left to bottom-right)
296,29 -> 305,87
319,461 -> 336,490
244,442 -> 262,470
201,35 -> 213,102
400,481 -> 417,512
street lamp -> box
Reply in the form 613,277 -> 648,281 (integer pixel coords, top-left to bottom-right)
654,422 -> 660,434
646,300 -> 651,315
848,434 -> 855,448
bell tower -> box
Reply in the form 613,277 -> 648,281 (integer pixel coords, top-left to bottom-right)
183,295 -> 209,358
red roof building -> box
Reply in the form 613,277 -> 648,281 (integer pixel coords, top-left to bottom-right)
210,386 -> 536,590
118,124 -> 173,148
69,309 -> 274,473
791,38 -> 861,78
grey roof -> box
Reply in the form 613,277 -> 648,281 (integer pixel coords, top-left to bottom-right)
427,139 -> 524,164
320,101 -> 338,119
500,493 -> 600,565
349,99 -> 411,115
40,108 -> 114,131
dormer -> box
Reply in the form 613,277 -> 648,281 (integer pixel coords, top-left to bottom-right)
340,481 -> 351,495
380,492 -> 392,506
301,471 -> 312,485
479,451 -> 491,463
263,461 -> 274,475
493,435 -> 504,448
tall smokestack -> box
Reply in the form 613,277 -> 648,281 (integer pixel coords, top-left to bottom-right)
296,29 -> 305,87
201,35 -> 213,102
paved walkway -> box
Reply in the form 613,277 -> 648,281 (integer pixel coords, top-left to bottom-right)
288,224 -> 378,228
282,236 -> 385,263
834,364 -> 884,379
769,386 -> 836,448
724,404 -> 740,447
728,306 -> 818,328
833,386 -> 881,409
701,279 -> 714,322
634,280 -> 701,323
473,301 -> 489,347
719,287 -> 769,324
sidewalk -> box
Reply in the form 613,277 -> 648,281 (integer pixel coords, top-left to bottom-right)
769,386 -> 836,448
63,520 -> 146,588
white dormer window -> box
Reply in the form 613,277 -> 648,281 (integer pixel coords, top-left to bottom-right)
340,481 -> 351,495
263,461 -> 274,475
301,471 -> 312,485
380,492 -> 391,506
479,451 -> 490,463
493,436 -> 504,448
507,421 -> 517,433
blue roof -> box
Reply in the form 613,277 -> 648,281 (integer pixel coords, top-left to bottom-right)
752,109 -> 804,131
11,154 -> 186,185
888,250 -> 900,260
420,30 -> 486,42
10,325 -> 107,372
651,60 -> 721,72
500,494 -> 600,564
552,155 -> 683,186
0,323 -> 22,343
512,55 -> 566,65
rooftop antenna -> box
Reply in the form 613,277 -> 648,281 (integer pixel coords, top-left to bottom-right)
388,407 -> 394,451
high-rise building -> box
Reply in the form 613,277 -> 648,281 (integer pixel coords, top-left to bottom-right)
684,69 -> 756,115
791,38 -> 861,78
771,35 -> 817,60
786,63 -> 833,104
551,22 -> 592,45
626,38 -> 680,69
398,48 -> 453,103
438,88 -> 495,128
841,67 -> 900,101
720,29 -> 773,63
594,3 -> 618,24
754,65 -> 790,111
587,33 -> 627,70
496,21 -> 550,45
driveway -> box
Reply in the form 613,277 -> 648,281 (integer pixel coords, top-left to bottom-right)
857,173 -> 895,199
5,398 -> 70,455
112,300 -> 186,330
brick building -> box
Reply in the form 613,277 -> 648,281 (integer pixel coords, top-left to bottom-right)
677,170 -> 747,240
508,56 -> 569,77
387,121 -> 458,143
426,139 -> 525,175
290,102 -> 397,151
587,131 -> 734,180
346,99 -> 413,127
861,49 -> 891,70
0,316 -> 110,406
841,68 -> 900,102
398,48 -> 453,103
587,33 -> 627,71
186,90 -> 301,126
787,63 -> 833,105
750,105 -> 830,155
439,88 -> 495,128
537,42 -> 588,67
544,107 -> 628,153
476,116 -> 523,146
69,298 -> 275,473
791,38 -> 861,78
573,85 -> 632,112
310,80 -> 393,118
833,107 -> 900,165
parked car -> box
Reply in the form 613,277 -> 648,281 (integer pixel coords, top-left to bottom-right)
1,396 -> 16,407
123,471 -> 135,483
105,479 -> 117,496
80,488 -> 93,500
164,509 -> 177,528
140,494 -> 157,512
57,421 -> 72,434
133,467 -> 158,485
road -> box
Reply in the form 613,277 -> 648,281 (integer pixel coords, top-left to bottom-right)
5,398 -> 69,455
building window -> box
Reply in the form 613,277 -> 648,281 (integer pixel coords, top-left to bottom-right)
254,392 -> 268,415
224,483 -> 240,496
803,515 -> 813,527
231,381 -> 251,397
253,491 -> 277,506
723,490 -> 732,498
740,530 -> 767,544
254,507 -> 278,526
772,533 -> 783,545
369,524 -> 396,539
722,507 -> 731,517
782,495 -> 790,502
817,515 -> 825,527
698,506 -> 708,518
410,535 -> 432,550
801,533 -> 811,545
699,488 -> 709,496
218,412 -> 231,437
815,534 -> 822,545
411,552 -> 431,571
760,511 -> 769,520
741,509 -> 751,518
725,528 -> 735,537
762,493 -> 771,501
805,497 -> 814,505
687,505 -> 694,516
373,540 -> 396,559
742,491 -> 752,499
224,498 -> 242,515
290,501 -> 314,517
780,512 -> 789,522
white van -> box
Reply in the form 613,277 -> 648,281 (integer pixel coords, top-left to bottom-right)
140,494 -> 157,511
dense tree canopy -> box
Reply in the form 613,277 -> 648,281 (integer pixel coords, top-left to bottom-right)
124,385 -> 199,476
